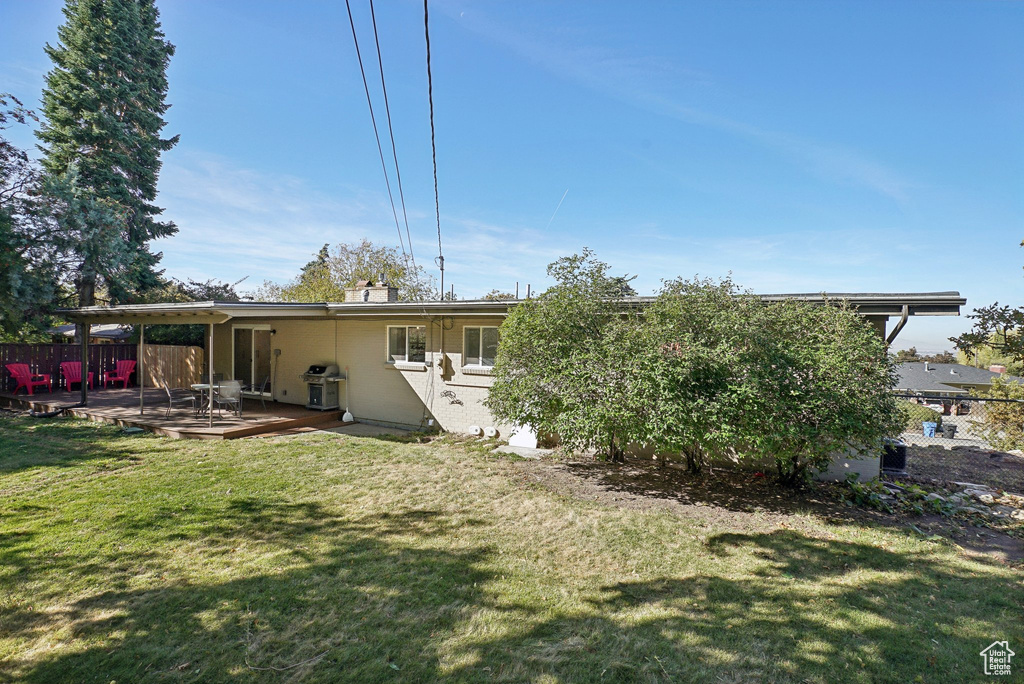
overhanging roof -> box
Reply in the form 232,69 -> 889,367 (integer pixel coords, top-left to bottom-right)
753,292 -> 966,316
60,291 -> 965,324
60,301 -> 329,325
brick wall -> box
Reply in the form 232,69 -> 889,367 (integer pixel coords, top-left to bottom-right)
343,286 -> 398,303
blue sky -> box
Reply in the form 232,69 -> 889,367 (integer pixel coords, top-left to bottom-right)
2,0 -> 1021,351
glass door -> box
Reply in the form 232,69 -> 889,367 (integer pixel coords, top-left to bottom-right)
233,326 -> 272,394
233,328 -> 252,386
253,329 -> 271,394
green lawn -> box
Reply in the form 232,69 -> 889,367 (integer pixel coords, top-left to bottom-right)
0,415 -> 1020,683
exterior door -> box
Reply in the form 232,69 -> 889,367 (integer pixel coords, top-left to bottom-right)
232,326 -> 272,393
253,329 -> 271,393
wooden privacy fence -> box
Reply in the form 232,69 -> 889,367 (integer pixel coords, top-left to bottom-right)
142,345 -> 204,389
1,343 -> 136,391
1,343 -> 204,392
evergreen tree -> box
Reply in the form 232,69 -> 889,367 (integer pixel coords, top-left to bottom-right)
37,0 -> 178,306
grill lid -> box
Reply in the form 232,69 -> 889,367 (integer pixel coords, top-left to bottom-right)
303,364 -> 339,377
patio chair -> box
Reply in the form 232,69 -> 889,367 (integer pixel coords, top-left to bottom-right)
104,359 -> 137,389
60,362 -> 94,392
164,386 -> 199,418
212,380 -> 242,418
5,363 -> 52,396
241,375 -> 271,411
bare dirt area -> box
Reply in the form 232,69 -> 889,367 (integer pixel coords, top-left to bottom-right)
512,456 -> 1024,564
904,445 -> 1024,493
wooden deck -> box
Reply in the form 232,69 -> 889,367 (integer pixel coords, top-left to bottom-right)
0,387 -> 349,439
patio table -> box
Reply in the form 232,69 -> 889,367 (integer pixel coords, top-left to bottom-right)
190,383 -> 220,416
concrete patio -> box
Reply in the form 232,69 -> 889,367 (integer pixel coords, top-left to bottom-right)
0,387 -> 349,439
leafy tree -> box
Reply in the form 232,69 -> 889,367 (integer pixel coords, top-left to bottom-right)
486,250 -> 639,460
608,276 -> 638,297
973,376 -> 1024,451
483,290 -> 516,301
955,334 -> 1023,375
37,0 -> 178,306
951,239 -> 1024,365
254,240 -> 436,302
256,245 -> 345,302
921,350 -> 956,364
894,347 -> 919,362
129,276 -> 248,346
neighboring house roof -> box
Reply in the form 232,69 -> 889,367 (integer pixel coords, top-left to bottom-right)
60,292 -> 966,325
49,323 -> 132,341
895,362 -> 1024,395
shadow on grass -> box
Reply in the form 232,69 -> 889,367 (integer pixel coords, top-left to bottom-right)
550,458 -> 890,519
2,503 -> 494,683
0,414 -> 146,473
442,531 -> 1019,682
3,499 -> 1020,683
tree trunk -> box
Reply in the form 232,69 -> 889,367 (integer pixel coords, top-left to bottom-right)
684,446 -> 702,474
79,272 -> 96,307
609,432 -> 625,463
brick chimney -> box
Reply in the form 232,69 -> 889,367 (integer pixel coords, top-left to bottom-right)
343,279 -> 399,303
989,364 -> 1007,374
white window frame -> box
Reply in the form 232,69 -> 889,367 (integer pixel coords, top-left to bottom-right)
386,325 -> 427,364
463,326 -> 500,368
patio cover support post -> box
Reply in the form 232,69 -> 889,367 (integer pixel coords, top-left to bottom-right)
139,324 -> 145,415
208,323 -> 214,428
79,322 -> 88,406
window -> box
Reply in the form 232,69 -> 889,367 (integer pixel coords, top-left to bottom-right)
464,326 -> 499,367
387,325 -> 426,363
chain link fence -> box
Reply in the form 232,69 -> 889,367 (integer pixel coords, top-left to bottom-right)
890,394 -> 1024,493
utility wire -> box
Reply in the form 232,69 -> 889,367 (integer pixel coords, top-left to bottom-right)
344,0 -> 408,262
424,0 -> 443,267
369,0 -> 415,269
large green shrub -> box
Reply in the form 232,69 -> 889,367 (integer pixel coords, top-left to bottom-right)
624,277 -> 764,472
485,250 -> 639,460
741,300 -> 903,484
489,253 -> 905,484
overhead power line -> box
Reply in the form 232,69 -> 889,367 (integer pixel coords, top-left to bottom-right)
423,0 -> 444,294
344,0 -> 409,263
369,0 -> 415,269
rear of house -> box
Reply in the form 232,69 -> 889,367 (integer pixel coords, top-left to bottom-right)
64,290 -> 965,448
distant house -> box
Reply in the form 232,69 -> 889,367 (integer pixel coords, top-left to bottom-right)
895,362 -> 1023,397
49,323 -> 132,344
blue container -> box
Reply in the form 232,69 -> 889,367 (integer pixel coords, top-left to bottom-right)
922,421 -> 937,437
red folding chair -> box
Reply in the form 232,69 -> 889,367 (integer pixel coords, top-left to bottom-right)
5,363 -> 51,395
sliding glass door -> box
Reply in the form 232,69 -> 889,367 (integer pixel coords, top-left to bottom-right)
233,326 -> 272,393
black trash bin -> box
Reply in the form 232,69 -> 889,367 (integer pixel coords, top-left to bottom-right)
882,438 -> 907,473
